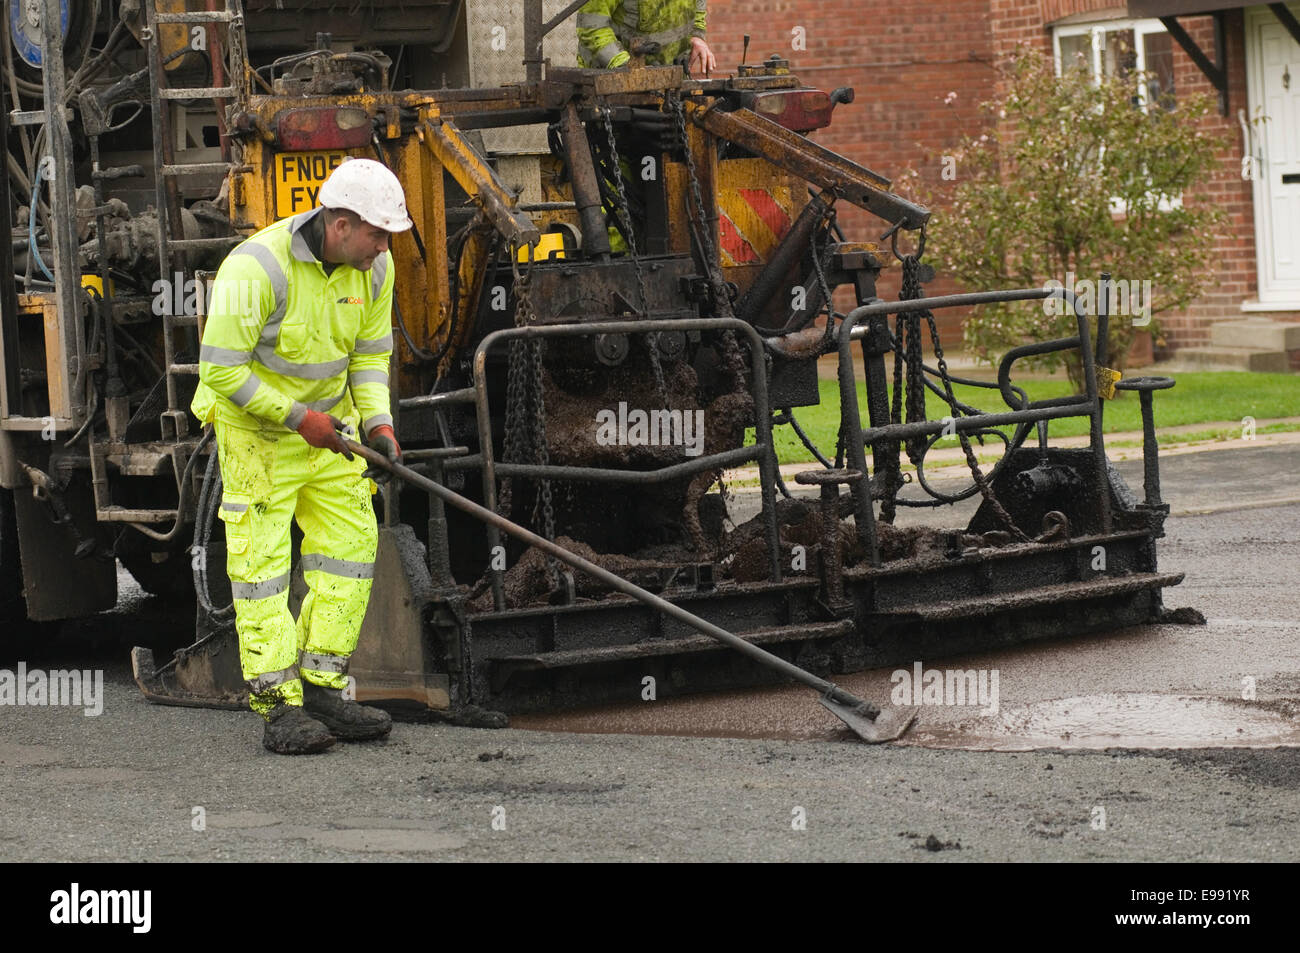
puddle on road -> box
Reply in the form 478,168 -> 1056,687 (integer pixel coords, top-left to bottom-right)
514,691 -> 1300,750
0,743 -> 64,767
201,814 -> 466,852
305,829 -> 466,853
204,812 -> 284,829
512,684 -> 850,742
40,767 -> 144,784
900,694 -> 1300,751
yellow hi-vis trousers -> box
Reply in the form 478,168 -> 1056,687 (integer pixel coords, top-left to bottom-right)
214,421 -> 378,716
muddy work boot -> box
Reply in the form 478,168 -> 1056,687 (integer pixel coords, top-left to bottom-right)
262,704 -> 335,755
302,682 -> 392,741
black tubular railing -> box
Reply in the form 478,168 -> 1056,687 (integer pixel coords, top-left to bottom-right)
837,287 -> 1110,567
471,317 -> 782,610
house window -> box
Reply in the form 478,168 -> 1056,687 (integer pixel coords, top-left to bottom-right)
1053,19 -> 1175,110
1053,18 -> 1180,214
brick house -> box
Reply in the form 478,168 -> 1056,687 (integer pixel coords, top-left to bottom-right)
705,1 -> 1300,370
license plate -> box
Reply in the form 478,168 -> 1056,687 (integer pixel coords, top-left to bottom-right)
274,150 -> 348,218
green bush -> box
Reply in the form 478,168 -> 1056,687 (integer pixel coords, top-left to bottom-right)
921,48 -> 1231,388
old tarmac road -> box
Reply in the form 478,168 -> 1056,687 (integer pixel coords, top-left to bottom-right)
0,444 -> 1297,861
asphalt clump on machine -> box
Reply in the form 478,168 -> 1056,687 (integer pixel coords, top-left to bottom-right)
467,495 -> 1027,608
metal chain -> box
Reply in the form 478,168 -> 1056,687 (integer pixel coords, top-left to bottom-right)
597,102 -> 667,402
669,95 -> 731,319
902,313 -> 927,461
499,253 -> 530,517
499,362 -> 527,515
669,94 -> 746,389
503,248 -> 559,584
809,217 -> 840,348
898,249 -> 1028,540
880,310 -> 912,525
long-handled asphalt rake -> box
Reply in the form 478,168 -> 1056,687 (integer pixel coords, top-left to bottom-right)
348,439 -> 916,743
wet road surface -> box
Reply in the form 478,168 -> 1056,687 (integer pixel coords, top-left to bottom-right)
1,444 -> 1298,861
516,444 -> 1300,751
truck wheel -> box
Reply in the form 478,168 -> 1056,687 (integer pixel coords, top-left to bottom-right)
120,550 -> 196,602
0,488 -> 26,623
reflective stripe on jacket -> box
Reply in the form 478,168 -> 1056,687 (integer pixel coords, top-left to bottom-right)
577,0 -> 707,69
191,207 -> 394,436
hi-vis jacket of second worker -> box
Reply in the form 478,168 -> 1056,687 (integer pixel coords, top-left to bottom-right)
577,0 -> 707,69
192,206 -> 394,437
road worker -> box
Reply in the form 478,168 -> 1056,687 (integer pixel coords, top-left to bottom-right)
192,158 -> 407,754
576,1 -> 716,254
577,0 -> 717,76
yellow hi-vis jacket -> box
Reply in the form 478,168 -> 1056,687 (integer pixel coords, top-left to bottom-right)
577,0 -> 707,69
192,207 -> 394,436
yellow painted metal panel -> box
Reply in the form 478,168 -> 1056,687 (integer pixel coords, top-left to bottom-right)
272,150 -> 350,218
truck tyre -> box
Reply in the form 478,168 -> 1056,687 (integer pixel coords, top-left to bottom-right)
120,550 -> 197,602
0,488 -> 26,623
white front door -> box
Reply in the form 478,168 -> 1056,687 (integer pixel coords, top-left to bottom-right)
1247,6 -> 1300,303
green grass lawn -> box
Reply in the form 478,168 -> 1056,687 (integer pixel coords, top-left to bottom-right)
750,371 -> 1300,466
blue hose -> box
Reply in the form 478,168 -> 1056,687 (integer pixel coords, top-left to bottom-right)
29,159 -> 55,282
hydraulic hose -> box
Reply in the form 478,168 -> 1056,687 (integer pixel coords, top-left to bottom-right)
192,442 -> 233,619
29,159 -> 54,282
128,427 -> 214,543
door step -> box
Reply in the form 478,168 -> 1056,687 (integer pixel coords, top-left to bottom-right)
1174,346 -> 1288,372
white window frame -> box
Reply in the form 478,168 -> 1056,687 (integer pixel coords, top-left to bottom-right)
1052,17 -> 1170,105
1052,18 -> 1180,213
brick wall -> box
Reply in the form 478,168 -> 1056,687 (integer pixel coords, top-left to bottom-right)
703,1 -> 1261,356
1038,0 -> 1121,22
1152,11 -> 1255,359
706,0 -> 998,345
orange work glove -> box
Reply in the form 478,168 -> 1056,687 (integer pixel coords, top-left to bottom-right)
296,410 -> 354,460
363,424 -> 402,483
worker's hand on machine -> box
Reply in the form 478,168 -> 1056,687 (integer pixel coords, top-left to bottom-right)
363,424 -> 402,484
297,409 -> 355,460
688,37 -> 716,77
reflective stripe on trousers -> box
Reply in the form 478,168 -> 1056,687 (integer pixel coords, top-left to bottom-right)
299,650 -> 350,675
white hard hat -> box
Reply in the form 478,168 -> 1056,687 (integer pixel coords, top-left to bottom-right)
318,157 -> 412,232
